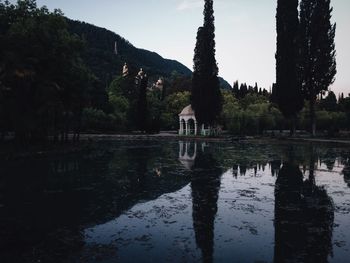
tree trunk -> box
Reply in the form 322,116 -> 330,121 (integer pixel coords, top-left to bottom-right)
309,98 -> 316,137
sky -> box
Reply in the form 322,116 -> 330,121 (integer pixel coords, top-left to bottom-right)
26,0 -> 350,95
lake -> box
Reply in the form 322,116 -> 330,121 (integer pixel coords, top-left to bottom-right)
0,140 -> 349,263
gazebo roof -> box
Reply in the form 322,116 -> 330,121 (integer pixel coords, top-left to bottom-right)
179,105 -> 195,116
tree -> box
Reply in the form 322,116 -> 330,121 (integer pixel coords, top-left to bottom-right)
161,91 -> 190,130
254,82 -> 258,94
232,80 -> 239,98
136,71 -> 148,132
239,83 -> 248,99
0,0 -> 93,143
320,91 -> 337,112
191,0 -> 222,126
275,0 -> 304,135
299,0 -> 337,136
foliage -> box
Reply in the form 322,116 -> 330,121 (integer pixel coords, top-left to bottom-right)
0,0 -> 97,142
191,0 -> 222,125
147,89 -> 163,133
319,91 -> 337,112
161,91 -> 190,130
81,107 -> 116,132
222,91 -> 281,135
136,74 -> 148,132
275,0 -> 303,125
66,20 -> 192,87
299,0 -> 337,135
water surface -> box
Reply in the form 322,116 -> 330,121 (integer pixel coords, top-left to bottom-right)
0,140 -> 349,262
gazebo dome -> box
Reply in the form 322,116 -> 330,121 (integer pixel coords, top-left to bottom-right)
179,105 -> 195,116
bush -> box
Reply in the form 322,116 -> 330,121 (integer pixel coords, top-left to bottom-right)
82,108 -> 116,132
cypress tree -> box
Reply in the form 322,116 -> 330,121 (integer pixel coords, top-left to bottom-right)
136,71 -> 148,132
239,83 -> 248,98
232,80 -> 239,98
254,82 -> 258,94
275,0 -> 304,135
191,0 -> 222,126
299,0 -> 336,136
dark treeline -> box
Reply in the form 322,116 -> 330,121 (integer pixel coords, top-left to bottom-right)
0,0 -> 99,143
232,81 -> 269,99
222,82 -> 350,136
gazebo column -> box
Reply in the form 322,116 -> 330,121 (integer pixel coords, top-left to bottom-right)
185,120 -> 189,135
194,120 -> 198,136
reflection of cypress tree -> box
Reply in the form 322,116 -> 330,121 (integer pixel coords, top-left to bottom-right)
191,150 -> 221,263
232,164 -> 238,178
270,159 -> 282,177
340,152 -> 350,187
133,147 -> 150,192
239,165 -> 247,176
322,149 -> 336,171
274,162 -> 334,263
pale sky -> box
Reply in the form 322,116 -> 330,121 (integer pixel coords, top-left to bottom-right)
24,0 -> 350,94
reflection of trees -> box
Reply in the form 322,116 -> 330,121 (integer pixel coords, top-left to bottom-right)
0,151 -> 107,263
274,162 -> 334,263
321,149 -> 337,171
271,159 -> 282,177
339,151 -> 350,188
191,150 -> 222,263
0,141 -> 190,262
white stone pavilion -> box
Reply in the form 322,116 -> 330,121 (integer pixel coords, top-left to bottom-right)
178,105 -> 209,136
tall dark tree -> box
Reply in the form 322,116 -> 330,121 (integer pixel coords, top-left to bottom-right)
136,71 -> 148,132
232,80 -> 239,98
191,0 -> 222,126
239,83 -> 248,99
299,0 -> 337,136
254,82 -> 259,94
275,0 -> 304,135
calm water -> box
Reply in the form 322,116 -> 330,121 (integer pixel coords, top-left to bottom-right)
0,140 -> 349,263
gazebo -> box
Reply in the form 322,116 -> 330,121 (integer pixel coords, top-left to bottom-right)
179,105 -> 197,135
179,105 -> 209,136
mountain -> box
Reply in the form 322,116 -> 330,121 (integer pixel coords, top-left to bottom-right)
67,19 -> 231,89
218,77 -> 232,90
67,19 -> 190,83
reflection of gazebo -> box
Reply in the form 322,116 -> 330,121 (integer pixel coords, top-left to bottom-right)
179,141 -> 197,170
179,105 -> 209,136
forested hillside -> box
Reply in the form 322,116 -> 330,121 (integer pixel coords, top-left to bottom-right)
67,19 -> 191,82
67,19 -> 231,89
